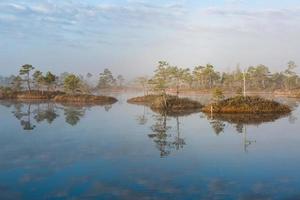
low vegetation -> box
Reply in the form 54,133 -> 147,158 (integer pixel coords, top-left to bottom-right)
128,95 -> 203,116
202,96 -> 291,113
0,88 -> 117,105
127,95 -> 159,105
53,94 -> 117,105
0,65 -> 119,105
0,90 -> 64,100
274,88 -> 300,98
132,60 -> 300,95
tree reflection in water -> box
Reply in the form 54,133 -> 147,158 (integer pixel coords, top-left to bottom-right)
64,106 -> 86,126
12,103 -> 36,131
4,101 -> 116,130
209,119 -> 225,135
206,112 -> 291,152
11,102 -> 61,130
173,116 -> 185,150
104,105 -> 112,112
147,112 -> 186,157
34,103 -> 59,124
136,105 -> 148,125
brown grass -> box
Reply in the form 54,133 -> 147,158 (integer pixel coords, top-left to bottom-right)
0,89 -> 118,105
128,94 -> 203,116
202,96 -> 291,113
127,95 -> 163,106
0,90 -> 65,100
53,94 -> 117,105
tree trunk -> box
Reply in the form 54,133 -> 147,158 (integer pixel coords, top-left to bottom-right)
176,83 -> 179,98
162,92 -> 167,109
27,73 -> 31,93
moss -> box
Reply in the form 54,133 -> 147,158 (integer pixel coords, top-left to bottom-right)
202,96 -> 291,113
127,94 -> 203,116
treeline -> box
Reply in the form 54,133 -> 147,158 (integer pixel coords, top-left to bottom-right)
1,61 -> 299,95
0,65 -> 125,94
134,61 -> 299,95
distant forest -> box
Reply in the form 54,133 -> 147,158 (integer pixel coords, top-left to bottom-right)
0,61 -> 299,94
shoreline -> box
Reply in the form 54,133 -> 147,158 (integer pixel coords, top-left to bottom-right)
0,91 -> 118,105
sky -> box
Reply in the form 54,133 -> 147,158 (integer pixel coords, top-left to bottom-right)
0,0 -> 300,78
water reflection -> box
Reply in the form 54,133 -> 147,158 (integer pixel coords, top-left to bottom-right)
205,112 -> 291,152
206,112 -> 291,134
12,103 -> 36,130
0,96 -> 299,199
34,103 -> 59,124
1,101 -> 115,130
209,119 -> 226,135
64,106 -> 85,126
149,113 -> 172,157
136,105 -> 148,125
146,112 -> 186,157
242,126 -> 256,153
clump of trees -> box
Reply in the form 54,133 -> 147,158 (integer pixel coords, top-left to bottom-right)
19,64 -> 35,93
146,61 -> 192,106
134,61 -> 299,96
96,68 -> 125,89
212,88 -> 224,102
0,65 -> 126,96
1,61 -> 299,96
32,71 -> 56,93
64,74 -> 81,94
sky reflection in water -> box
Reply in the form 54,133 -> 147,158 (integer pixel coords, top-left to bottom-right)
0,94 -> 300,200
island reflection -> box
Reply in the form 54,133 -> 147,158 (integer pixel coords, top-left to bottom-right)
1,101 -> 114,130
139,107 -> 292,156
205,112 -> 292,152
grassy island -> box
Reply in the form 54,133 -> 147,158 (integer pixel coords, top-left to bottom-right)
202,96 -> 291,114
0,90 -> 118,105
53,94 -> 117,105
0,90 -> 64,100
128,95 -> 203,116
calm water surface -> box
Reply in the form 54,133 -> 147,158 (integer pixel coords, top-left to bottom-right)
0,93 -> 300,200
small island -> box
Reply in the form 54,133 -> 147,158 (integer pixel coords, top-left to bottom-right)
0,90 -> 118,105
202,96 -> 291,114
128,95 -> 203,116
0,65 -> 118,105
53,94 -> 117,105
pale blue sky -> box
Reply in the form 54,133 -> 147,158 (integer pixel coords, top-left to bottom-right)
0,0 -> 299,77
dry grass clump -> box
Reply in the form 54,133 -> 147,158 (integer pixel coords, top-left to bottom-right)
0,90 -> 65,100
128,94 -> 203,116
0,89 -> 117,105
53,94 -> 117,105
16,91 -> 65,100
202,96 -> 291,113
127,95 -> 159,105
151,96 -> 202,110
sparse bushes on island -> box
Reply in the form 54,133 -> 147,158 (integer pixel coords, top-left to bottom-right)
128,95 -> 203,116
202,96 -> 291,113
53,94 -> 117,104
0,65 -> 119,105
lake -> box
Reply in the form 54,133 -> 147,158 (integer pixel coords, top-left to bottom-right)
0,93 -> 300,200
